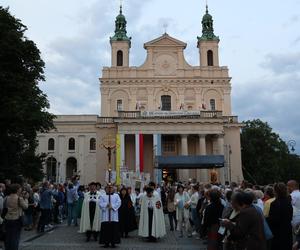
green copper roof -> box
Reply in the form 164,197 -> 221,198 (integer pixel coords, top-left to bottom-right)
110,5 -> 131,43
197,5 -> 219,42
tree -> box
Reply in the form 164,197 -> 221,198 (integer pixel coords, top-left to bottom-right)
241,119 -> 300,184
0,7 -> 55,182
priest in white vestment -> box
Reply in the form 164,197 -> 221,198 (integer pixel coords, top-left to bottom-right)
79,182 -> 102,241
99,185 -> 121,248
138,186 -> 166,242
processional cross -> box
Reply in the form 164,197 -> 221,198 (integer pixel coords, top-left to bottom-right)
101,134 -> 116,221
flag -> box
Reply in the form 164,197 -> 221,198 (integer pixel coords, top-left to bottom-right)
116,134 -> 121,185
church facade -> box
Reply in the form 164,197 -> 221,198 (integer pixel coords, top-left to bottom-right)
36,5 -> 244,185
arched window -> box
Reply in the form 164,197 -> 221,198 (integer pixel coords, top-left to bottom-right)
90,138 -> 96,151
210,99 -> 216,111
161,95 -> 171,111
117,50 -> 123,66
207,50 -> 214,66
68,138 -> 75,150
116,99 -> 123,111
48,138 -> 55,151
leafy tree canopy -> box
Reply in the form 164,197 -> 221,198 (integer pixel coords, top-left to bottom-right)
241,119 -> 300,184
0,7 -> 55,182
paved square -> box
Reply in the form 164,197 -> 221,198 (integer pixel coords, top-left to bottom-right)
20,223 -> 206,250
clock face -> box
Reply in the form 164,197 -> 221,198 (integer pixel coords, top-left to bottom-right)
154,54 -> 177,76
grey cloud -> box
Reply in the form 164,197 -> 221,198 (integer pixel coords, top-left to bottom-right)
41,1 -> 153,115
233,54 -> 300,152
262,53 -> 300,75
293,36 -> 300,45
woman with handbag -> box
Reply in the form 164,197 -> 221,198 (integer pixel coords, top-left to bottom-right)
175,185 -> 191,238
4,184 -> 28,250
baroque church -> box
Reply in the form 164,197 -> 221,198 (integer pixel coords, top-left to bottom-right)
37,4 -> 244,185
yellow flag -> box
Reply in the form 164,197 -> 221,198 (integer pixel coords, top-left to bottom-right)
116,134 -> 121,185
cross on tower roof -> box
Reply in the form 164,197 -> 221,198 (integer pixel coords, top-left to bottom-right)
163,22 -> 168,34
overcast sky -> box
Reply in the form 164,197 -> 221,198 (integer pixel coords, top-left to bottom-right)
2,0 -> 300,152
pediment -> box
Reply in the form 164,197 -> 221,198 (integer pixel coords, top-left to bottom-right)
144,33 -> 187,49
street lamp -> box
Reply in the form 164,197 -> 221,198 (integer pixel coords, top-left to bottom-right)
288,140 -> 296,153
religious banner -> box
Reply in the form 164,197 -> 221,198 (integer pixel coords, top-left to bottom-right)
142,110 -> 201,117
105,170 -> 116,184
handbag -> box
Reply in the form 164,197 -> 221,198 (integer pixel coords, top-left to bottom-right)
17,197 -> 25,227
294,223 -> 300,236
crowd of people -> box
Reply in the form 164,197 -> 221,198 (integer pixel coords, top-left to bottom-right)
1,176 -> 300,250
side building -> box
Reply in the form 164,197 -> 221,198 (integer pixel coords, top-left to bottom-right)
37,5 -> 244,185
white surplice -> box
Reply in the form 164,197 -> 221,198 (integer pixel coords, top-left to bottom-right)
99,193 -> 121,222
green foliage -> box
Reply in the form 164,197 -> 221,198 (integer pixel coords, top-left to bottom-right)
0,7 -> 55,182
241,119 -> 300,184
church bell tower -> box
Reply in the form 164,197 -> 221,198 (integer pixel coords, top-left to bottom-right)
197,5 -> 220,67
110,4 -> 131,67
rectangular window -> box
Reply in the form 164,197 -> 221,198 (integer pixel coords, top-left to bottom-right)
161,95 -> 171,111
210,99 -> 216,111
117,99 -> 123,111
162,136 -> 176,152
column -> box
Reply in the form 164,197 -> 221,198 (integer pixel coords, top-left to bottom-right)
198,135 -> 208,183
135,134 -> 140,174
38,135 -> 47,178
57,135 -> 65,182
78,135 -> 85,183
153,134 -> 162,184
180,134 -> 189,181
218,134 -> 225,184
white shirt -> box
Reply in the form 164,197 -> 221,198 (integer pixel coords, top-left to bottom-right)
156,187 -> 161,198
130,193 -> 137,204
99,193 -> 121,222
189,192 -> 199,209
291,190 -> 300,226
175,192 -> 190,210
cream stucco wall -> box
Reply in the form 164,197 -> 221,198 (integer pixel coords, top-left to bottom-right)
100,34 -> 232,117
37,115 -> 98,184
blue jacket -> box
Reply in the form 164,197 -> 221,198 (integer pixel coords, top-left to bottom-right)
39,188 -> 53,209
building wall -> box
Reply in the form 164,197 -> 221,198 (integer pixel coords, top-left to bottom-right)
37,115 -> 98,184
100,34 -> 232,118
96,126 -> 117,183
36,32 -> 244,185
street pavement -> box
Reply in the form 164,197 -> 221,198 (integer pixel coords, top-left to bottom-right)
20,221 -> 206,250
